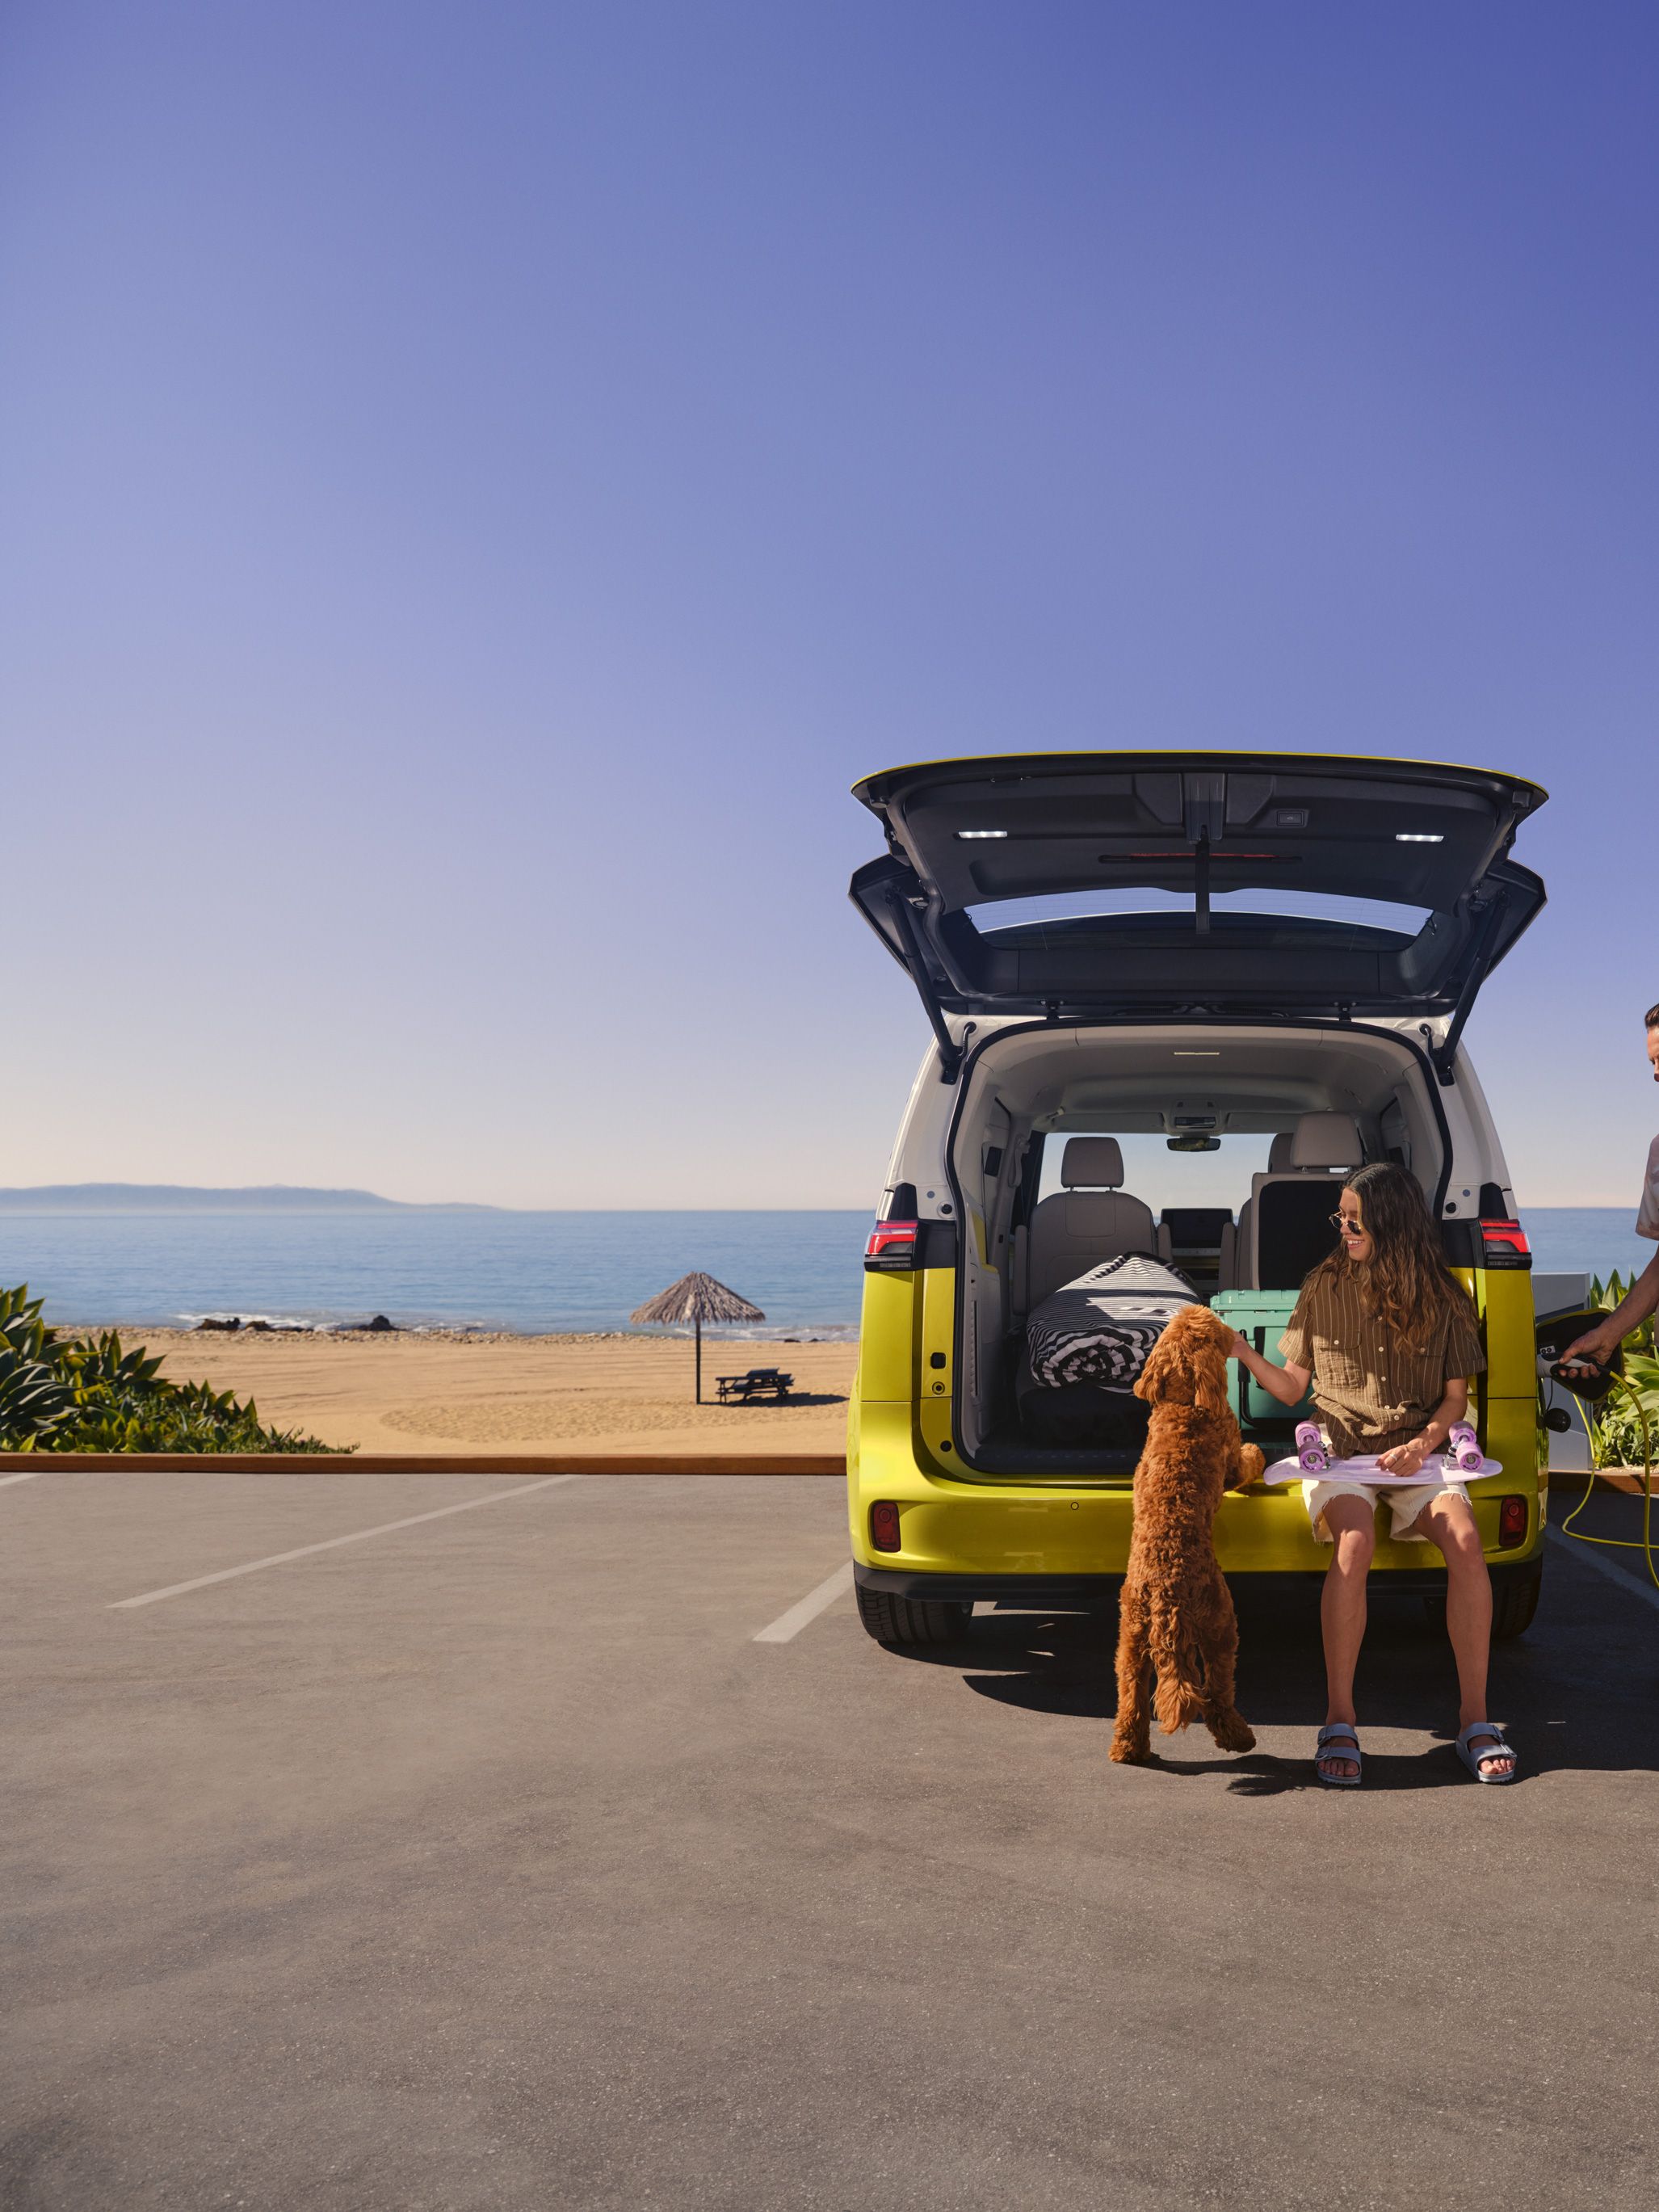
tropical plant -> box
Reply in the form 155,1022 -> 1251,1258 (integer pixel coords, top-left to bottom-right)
1590,1350 -> 1659,1473
0,1285 -> 74,1447
1588,1272 -> 1656,1352
0,1285 -> 334,1454
1579,1272 -> 1659,1467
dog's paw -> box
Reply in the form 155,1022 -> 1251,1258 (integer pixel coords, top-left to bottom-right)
1237,1443 -> 1267,1487
1109,1735 -> 1152,1764
1210,1715 -> 1257,1755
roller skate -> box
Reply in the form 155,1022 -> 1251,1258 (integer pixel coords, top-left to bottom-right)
1295,1420 -> 1329,1476
1446,1421 -> 1483,1473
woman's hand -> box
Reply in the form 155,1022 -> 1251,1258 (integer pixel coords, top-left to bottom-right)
1230,1332 -> 1251,1361
1378,1437 -> 1430,1477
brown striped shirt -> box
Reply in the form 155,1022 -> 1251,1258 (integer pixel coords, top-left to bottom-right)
1278,1267 -> 1485,1458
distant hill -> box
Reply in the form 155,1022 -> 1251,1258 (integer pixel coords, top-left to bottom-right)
0,1184 -> 502,1213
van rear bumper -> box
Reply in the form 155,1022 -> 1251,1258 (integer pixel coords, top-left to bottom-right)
853,1558 -> 1544,1607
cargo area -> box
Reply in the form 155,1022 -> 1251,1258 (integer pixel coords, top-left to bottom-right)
939,1022 -> 1468,1477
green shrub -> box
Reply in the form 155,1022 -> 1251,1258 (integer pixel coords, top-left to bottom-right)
0,1284 -> 75,1445
1591,1349 -> 1659,1472
1573,1275 -> 1657,1469
0,1286 -> 335,1454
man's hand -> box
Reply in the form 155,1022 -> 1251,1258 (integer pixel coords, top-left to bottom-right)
1231,1332 -> 1251,1361
1378,1437 -> 1430,1476
1558,1326 -> 1618,1374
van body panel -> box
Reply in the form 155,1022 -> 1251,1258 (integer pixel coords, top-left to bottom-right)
857,1271 -> 917,1402
846,1399 -> 1540,1578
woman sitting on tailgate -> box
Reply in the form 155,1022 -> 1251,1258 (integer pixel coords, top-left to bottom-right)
1231,1162 -> 1517,1789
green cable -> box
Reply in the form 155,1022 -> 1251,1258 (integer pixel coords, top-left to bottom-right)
1556,1373 -> 1657,1590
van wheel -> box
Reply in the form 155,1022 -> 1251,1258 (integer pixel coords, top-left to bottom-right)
855,1584 -> 972,1647
1422,1558 -> 1542,1641
1490,1558 -> 1543,1640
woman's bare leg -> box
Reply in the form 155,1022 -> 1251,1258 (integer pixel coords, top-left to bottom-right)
1411,1492 -> 1515,1779
1318,1495 -> 1376,1779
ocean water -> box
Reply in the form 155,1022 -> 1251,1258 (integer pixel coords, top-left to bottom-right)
1513,1209 -> 1652,1289
0,1206 -> 1646,1339
0,1211 -> 871,1336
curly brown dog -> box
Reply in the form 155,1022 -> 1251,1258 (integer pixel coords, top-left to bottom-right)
1109,1303 -> 1266,1764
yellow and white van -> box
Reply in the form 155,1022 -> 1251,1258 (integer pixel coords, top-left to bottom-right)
846,751 -> 1547,1646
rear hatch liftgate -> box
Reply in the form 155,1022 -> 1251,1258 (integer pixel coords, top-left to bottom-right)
850,753 -> 1547,1079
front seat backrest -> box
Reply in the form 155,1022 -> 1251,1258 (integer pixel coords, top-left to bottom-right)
1027,1137 -> 1158,1304
1228,1133 -> 1296,1289
1244,1112 -> 1364,1290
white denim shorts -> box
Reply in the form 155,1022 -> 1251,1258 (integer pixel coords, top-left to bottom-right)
1303,1476 -> 1472,1545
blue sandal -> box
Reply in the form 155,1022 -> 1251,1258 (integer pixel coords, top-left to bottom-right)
1455,1722 -> 1518,1784
1315,1722 -> 1362,1788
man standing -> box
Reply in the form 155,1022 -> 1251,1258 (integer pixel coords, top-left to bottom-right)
1562,1003 -> 1659,1372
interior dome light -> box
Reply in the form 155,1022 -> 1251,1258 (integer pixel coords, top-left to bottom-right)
1394,832 -> 1444,843
956,829 -> 1009,839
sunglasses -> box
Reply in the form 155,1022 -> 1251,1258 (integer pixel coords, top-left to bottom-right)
1329,1213 -> 1365,1234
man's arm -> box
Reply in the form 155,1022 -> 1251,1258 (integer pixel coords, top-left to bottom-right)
1561,1248 -> 1659,1371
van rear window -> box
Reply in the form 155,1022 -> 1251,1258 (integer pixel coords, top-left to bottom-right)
969,888 -> 1430,942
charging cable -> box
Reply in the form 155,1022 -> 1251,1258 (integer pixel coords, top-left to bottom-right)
1556,1373 -> 1657,1590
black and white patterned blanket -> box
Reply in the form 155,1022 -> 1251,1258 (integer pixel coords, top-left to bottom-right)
1024,1255 -> 1195,1391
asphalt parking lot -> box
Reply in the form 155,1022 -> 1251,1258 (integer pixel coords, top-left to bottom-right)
5,1465 -> 1659,2212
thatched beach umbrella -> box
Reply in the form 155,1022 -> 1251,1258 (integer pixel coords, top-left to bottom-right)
629,1271 -> 765,1403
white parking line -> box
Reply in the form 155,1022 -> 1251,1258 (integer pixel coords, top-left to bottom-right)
111,1475 -> 578,1610
1545,1524 -> 1659,1614
0,1465 -> 60,1489
752,1562 -> 855,1643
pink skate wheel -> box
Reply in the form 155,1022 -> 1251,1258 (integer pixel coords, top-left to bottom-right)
1295,1420 -> 1328,1474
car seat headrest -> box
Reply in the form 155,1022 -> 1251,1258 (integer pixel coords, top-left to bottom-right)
1267,1132 -> 1297,1172
1060,1136 -> 1124,1188
1290,1112 -> 1363,1170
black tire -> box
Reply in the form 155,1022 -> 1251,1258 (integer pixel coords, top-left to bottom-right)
855,1583 -> 973,1647
1421,1557 -> 1542,1642
1491,1558 -> 1543,1640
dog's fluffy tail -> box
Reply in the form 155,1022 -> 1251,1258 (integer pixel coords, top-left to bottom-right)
1150,1610 -> 1208,1735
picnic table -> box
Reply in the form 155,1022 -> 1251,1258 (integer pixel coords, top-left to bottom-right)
715,1366 -> 796,1404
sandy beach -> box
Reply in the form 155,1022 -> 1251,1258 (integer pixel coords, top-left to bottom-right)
128,1329 -> 856,1457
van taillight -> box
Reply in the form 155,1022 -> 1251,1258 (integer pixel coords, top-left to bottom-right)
1478,1218 -> 1531,1269
870,1501 -> 902,1552
864,1221 -> 918,1271
1498,1495 -> 1528,1548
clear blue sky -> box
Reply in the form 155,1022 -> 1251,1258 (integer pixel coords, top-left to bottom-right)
1,3 -> 1654,1209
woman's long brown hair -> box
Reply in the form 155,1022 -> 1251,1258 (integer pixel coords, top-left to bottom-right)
1304,1161 -> 1476,1350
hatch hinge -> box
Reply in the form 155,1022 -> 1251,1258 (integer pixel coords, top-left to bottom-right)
885,889 -> 965,1083
1431,891 -> 1507,1084
1043,999 -> 1061,1024
1336,1000 -> 1353,1025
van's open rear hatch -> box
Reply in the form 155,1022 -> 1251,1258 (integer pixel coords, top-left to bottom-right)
850,753 -> 1547,1059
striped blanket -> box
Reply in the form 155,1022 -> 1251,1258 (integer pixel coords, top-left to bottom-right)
1024,1254 -> 1195,1391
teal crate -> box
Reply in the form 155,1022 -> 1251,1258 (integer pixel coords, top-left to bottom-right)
1212,1289 -> 1317,1427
